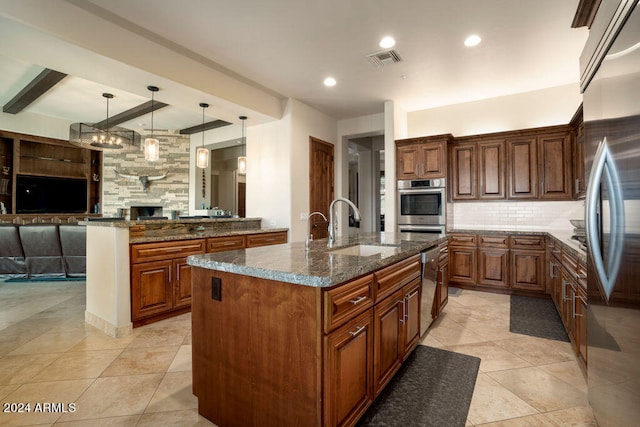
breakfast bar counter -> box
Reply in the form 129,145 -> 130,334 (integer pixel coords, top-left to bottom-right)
84,217 -> 288,337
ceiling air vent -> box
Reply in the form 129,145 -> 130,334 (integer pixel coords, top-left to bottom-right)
367,49 -> 403,68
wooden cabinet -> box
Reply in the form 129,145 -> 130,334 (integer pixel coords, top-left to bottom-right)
436,240 -> 449,315
507,136 -> 538,199
0,130 -> 100,216
206,235 -> 246,252
511,250 -> 545,292
448,125 -> 574,202
449,233 -> 546,295
478,140 -> 506,200
571,105 -> 586,198
450,142 -> 477,200
372,287 -> 404,395
246,230 -> 288,247
449,234 -> 477,286
325,310 -> 374,427
130,239 -> 206,324
478,247 -> 509,289
395,135 -> 451,180
0,136 -> 14,214
538,133 -> 572,200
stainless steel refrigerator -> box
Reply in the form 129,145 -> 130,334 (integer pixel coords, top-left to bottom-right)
581,1 -> 640,425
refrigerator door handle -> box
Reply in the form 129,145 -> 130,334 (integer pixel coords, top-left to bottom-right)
585,137 -> 625,302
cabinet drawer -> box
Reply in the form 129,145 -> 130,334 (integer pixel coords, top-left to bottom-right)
324,274 -> 373,333
510,235 -> 545,250
373,255 -> 421,302
479,234 -> 509,248
449,234 -> 477,247
131,239 -> 206,263
246,231 -> 288,248
207,235 -> 246,253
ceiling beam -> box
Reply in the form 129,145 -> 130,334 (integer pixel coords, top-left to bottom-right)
179,119 -> 231,135
3,68 -> 67,114
93,100 -> 168,129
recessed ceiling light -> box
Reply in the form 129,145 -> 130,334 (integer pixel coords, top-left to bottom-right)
323,77 -> 336,87
379,36 -> 396,49
464,34 -> 482,47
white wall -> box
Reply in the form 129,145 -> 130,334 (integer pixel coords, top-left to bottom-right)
245,99 -> 292,233
407,84 -> 582,137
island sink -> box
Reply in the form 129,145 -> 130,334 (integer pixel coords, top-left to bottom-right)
328,244 -> 401,257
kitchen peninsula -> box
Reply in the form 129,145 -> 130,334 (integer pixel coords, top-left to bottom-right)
84,217 -> 288,337
187,232 -> 445,427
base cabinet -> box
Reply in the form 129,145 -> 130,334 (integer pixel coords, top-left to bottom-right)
449,233 -> 545,294
130,231 -> 288,326
191,253 -> 424,427
325,310 -> 373,427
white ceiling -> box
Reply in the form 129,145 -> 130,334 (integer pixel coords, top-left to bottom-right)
0,0 -> 588,132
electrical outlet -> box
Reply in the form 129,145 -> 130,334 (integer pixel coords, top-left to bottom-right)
269,220 -> 276,227
300,212 -> 308,220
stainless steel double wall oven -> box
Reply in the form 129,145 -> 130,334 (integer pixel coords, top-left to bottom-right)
397,178 -> 446,234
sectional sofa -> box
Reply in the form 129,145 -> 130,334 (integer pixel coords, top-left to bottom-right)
0,223 -> 86,279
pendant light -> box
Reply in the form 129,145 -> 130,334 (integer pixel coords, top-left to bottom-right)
237,115 -> 247,175
196,103 -> 210,169
143,86 -> 160,161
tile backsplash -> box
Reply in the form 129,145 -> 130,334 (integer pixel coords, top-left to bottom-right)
449,200 -> 584,231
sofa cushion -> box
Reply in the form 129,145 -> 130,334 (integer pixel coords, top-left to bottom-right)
0,225 -> 27,277
18,224 -> 65,278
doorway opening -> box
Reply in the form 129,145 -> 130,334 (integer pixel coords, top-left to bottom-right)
348,135 -> 385,232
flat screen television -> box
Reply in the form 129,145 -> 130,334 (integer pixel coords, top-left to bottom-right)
16,175 -> 87,214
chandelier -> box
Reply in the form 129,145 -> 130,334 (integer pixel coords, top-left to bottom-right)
69,93 -> 141,152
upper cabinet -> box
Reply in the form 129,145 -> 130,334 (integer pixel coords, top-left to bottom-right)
396,134 -> 451,180
450,125 -> 574,202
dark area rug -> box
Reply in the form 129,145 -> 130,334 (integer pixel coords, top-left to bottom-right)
357,345 -> 480,427
510,295 -> 569,342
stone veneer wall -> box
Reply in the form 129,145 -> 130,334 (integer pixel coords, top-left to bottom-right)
102,130 -> 190,217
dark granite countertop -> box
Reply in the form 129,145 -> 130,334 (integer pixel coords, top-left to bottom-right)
81,217 -> 263,228
187,232 -> 446,288
130,227 -> 289,244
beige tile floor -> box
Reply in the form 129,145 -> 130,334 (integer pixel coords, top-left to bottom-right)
0,281 -> 595,426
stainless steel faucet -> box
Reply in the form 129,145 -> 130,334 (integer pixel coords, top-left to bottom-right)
305,211 -> 328,251
328,197 -> 361,247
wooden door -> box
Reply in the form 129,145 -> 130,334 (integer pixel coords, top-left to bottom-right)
418,141 -> 446,178
373,289 -> 404,396
450,142 -> 477,200
402,279 -> 421,356
324,310 -> 373,427
478,140 -> 506,200
539,133 -> 572,200
507,137 -> 538,199
511,250 -> 545,292
396,145 -> 419,179
478,248 -> 509,288
309,137 -> 333,239
237,181 -> 246,217
173,258 -> 192,309
131,259 -> 173,321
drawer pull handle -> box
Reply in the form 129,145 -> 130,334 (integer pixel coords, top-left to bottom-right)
516,241 -> 539,245
576,273 -> 587,280
349,325 -> 366,337
223,241 -> 239,246
166,248 -> 185,252
349,296 -> 367,305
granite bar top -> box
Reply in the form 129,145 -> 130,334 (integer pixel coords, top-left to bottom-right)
187,232 -> 446,288
130,227 -> 289,244
448,228 -> 586,264
81,217 -> 263,228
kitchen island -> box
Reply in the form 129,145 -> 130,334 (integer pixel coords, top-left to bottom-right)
84,217 -> 288,337
187,232 -> 445,427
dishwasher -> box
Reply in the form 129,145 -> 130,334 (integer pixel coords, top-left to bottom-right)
420,246 -> 439,337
